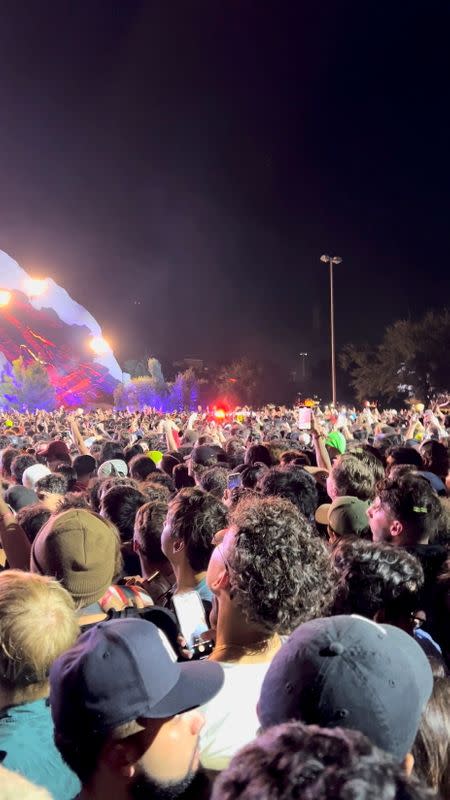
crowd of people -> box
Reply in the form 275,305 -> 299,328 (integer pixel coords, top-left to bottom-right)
0,399 -> 449,799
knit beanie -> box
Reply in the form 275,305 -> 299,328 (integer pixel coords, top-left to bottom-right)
30,509 -> 118,607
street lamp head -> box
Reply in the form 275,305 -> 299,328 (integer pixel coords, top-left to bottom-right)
320,254 -> 330,263
331,256 -> 342,265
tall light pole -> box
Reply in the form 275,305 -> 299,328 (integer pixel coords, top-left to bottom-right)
320,254 -> 342,405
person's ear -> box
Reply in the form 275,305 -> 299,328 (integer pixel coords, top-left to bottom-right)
390,519 -> 403,539
133,538 -> 140,554
104,741 -> 136,779
402,752 -> 414,776
373,608 -> 386,623
173,539 -> 185,554
209,565 -> 230,593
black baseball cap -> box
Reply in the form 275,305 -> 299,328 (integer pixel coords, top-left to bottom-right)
185,445 -> 218,466
50,618 -> 224,738
258,615 -> 433,760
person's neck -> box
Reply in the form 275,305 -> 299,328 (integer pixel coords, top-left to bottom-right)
139,555 -> 174,582
210,595 -> 280,663
400,531 -> 430,548
172,559 -> 198,594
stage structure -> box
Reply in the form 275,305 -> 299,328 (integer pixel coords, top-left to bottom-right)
0,250 -> 123,407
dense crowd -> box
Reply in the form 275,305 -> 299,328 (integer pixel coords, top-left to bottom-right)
0,400 -> 449,799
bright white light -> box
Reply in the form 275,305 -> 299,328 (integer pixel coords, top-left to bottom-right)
24,278 -> 48,297
0,289 -> 11,307
90,336 -> 110,355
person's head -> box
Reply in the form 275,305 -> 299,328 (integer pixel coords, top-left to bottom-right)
73,454 -> 97,485
123,443 -> 145,465
134,500 -> 169,571
54,463 -> 77,491
11,453 -> 38,485
258,615 -> 433,761
420,440 -> 449,480
50,618 -> 224,798
101,485 -> 147,543
348,446 -> 386,484
225,439 -> 245,470
160,454 -> 181,477
172,463 -> 195,490
207,496 -> 337,637
162,487 -> 227,574
16,503 -> 52,544
35,472 -> 69,512
237,462 -> 269,489
0,570 -> 78,708
212,722 -> 434,800
412,676 -> 450,795
31,509 -> 121,607
0,446 -> 18,479
186,445 -> 219,481
128,454 -> 157,482
244,443 -> 272,468
21,463 -> 52,491
99,441 -> 126,466
331,539 -> 424,630
39,440 -> 72,471
368,474 -> 442,546
258,465 -> 318,520
386,446 -> 424,472
198,465 -> 229,499
326,454 -> 376,501
315,496 -> 371,545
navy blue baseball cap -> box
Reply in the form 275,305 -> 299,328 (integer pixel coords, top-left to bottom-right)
50,618 -> 224,737
258,615 -> 433,760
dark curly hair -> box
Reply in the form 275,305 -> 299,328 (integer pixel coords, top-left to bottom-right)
331,454 -> 376,501
169,487 -> 228,572
212,722 -> 434,800
36,473 -> 69,496
257,465 -> 318,520
198,465 -> 229,499
244,443 -> 272,468
331,539 -> 424,623
0,447 -> 19,479
11,453 -> 37,484
387,446 -> 424,469
228,496 -> 336,635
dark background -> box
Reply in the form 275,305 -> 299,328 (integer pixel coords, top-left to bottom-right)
0,1 -> 449,390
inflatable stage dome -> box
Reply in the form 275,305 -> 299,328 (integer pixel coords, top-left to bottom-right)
0,250 -> 123,406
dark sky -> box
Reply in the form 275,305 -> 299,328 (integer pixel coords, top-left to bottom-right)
0,1 -> 449,376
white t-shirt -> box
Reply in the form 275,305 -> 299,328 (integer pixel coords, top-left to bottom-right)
199,660 -> 271,771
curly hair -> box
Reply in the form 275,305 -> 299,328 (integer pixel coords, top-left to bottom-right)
228,496 -> 336,635
11,454 -> 37,485
198,465 -> 229,499
387,446 -> 424,469
331,539 -> 424,622
331,454 -> 376,501
413,677 -> 450,796
36,473 -> 68,496
257,465 -> 318,520
212,722 -> 434,800
169,487 -> 228,572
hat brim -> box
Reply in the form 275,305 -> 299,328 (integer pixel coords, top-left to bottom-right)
315,503 -> 330,526
144,660 -> 224,719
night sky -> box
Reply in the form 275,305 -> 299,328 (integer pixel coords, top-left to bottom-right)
0,1 -> 449,379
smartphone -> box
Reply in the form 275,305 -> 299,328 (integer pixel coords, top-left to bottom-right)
298,407 -> 312,430
172,591 -> 214,659
227,472 -> 242,491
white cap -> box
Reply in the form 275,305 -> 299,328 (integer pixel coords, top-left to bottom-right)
22,464 -> 51,491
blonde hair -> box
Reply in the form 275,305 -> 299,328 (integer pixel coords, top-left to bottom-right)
0,570 -> 79,691
0,766 -> 52,799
